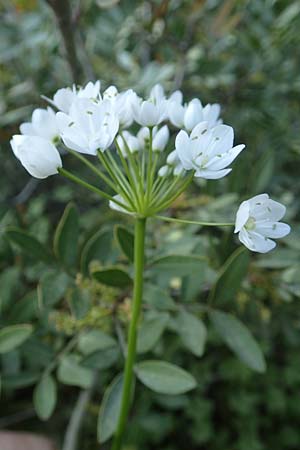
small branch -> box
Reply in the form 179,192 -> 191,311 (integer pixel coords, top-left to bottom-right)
13,178 -> 39,205
62,372 -> 98,450
45,0 -> 83,83
0,409 -> 35,428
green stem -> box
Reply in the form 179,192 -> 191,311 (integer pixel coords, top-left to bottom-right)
120,133 -> 142,189
154,215 -> 234,227
149,173 -> 194,214
66,148 -> 118,192
111,217 -> 146,450
58,168 -> 130,211
145,127 -> 153,205
97,151 -> 135,210
115,139 -> 142,210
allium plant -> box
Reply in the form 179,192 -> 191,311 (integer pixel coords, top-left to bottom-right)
11,80 -> 290,449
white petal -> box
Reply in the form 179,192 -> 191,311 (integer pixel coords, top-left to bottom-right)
249,195 -> 286,222
190,121 -> 209,139
264,199 -> 287,221
166,149 -> 179,165
194,168 -> 232,179
61,129 -> 90,154
184,99 -> 203,131
78,80 -> 101,98
173,163 -> 185,176
153,125 -> 169,151
238,228 -> 276,253
139,102 -> 159,126
205,144 -> 245,171
234,200 -> 250,233
10,135 -> 25,159
169,90 -> 183,104
56,111 -> 73,133
255,222 -> 291,239
158,165 -> 170,177
245,230 -> 276,253
207,125 -> 234,157
175,130 -> 193,169
103,85 -> 118,100
109,195 -> 132,215
168,103 -> 185,128
150,84 -> 165,101
248,193 -> 269,206
20,122 -> 35,135
53,88 -> 75,113
238,228 -> 256,251
203,103 -> 221,127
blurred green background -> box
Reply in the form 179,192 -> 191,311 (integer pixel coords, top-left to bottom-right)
0,1 -> 300,449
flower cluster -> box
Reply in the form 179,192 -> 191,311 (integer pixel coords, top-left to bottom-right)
11,80 -> 290,252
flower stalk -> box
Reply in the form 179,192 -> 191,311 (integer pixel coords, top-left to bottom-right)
111,217 -> 147,450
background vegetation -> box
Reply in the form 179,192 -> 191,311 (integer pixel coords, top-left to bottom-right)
0,1 -> 300,449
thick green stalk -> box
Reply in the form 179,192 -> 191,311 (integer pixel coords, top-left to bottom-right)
111,217 -> 146,450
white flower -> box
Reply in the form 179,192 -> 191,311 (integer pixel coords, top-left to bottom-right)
105,88 -> 138,128
149,84 -> 165,103
137,127 -> 149,147
133,99 -> 167,126
116,89 -> 139,128
137,126 -> 156,147
173,164 -> 185,177
152,125 -> 169,152
78,80 -> 101,99
51,87 -> 76,113
158,165 -> 170,177
49,81 -> 101,113
166,149 -> 179,166
20,107 -> 59,142
11,135 -> 62,179
168,98 -> 221,131
168,90 -> 183,105
234,194 -> 291,253
166,149 -> 185,176
109,194 -> 132,215
116,131 -> 140,157
132,85 -> 167,127
175,122 -> 245,179
56,98 -> 119,155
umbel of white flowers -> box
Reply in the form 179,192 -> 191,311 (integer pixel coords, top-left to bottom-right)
10,81 -> 290,253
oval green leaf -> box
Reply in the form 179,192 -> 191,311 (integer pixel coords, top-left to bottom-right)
213,247 -> 250,303
33,374 -> 57,420
150,255 -> 206,276
114,225 -> 134,262
5,228 -> 53,263
57,355 -> 93,388
137,313 -> 169,354
209,310 -> 266,373
135,360 -> 197,395
97,373 -> 123,443
38,270 -> 71,309
81,229 -> 112,274
0,324 -> 33,354
177,310 -> 207,357
78,330 -> 117,355
92,267 -> 132,288
143,283 -> 176,311
54,203 -> 79,267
